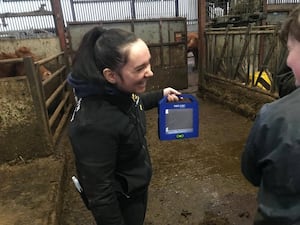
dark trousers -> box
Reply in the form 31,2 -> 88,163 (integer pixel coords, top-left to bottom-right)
118,190 -> 148,225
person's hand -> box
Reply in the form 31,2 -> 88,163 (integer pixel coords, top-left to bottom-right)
163,87 -> 182,102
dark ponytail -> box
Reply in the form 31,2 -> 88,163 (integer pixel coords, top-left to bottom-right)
71,27 -> 138,85
72,26 -> 106,82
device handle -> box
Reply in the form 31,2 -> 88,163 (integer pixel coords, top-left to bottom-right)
159,93 -> 197,104
178,94 -> 197,102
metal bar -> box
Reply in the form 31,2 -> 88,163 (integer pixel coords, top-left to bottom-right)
35,51 -> 64,64
131,0 -> 136,19
215,25 -> 230,74
198,0 -> 206,82
49,91 -> 70,128
51,0 -> 66,50
53,103 -> 72,144
0,58 -> 23,63
70,0 -> 77,21
42,65 -> 66,86
254,26 -> 280,91
205,25 -> 278,32
175,0 -> 179,17
205,30 -> 277,35
205,72 -> 278,99
251,34 -> 259,86
233,24 -> 252,80
46,79 -> 67,109
0,11 -> 53,18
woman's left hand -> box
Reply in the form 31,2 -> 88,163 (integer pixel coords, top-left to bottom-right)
163,87 -> 182,102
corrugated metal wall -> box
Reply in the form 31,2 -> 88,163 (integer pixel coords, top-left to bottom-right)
1,0 -> 299,38
267,0 -> 300,3
60,0 -> 199,24
0,0 -> 54,37
0,0 -> 198,37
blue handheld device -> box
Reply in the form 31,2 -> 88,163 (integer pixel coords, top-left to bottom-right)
158,94 -> 199,140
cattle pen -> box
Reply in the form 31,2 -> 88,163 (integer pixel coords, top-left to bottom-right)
0,0 -> 300,224
1,0 -> 296,156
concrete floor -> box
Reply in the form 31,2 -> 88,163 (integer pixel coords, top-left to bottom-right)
0,56 -> 258,225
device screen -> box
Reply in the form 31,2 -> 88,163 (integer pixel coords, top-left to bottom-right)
165,108 -> 193,134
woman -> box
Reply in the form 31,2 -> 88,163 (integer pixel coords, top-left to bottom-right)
67,27 -> 181,225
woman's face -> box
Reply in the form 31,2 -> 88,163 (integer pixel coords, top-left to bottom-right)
115,39 -> 153,94
287,35 -> 300,87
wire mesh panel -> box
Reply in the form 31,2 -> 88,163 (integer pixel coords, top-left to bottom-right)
0,0 -> 55,37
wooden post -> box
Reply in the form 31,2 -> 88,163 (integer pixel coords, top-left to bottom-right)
24,57 -> 52,145
258,0 -> 267,69
51,0 -> 66,51
198,0 -> 206,87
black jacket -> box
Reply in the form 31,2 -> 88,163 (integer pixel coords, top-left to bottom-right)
276,63 -> 296,98
68,90 -> 163,225
241,87 -> 300,224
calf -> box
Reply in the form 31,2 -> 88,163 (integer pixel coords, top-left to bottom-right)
187,32 -> 199,71
0,47 -> 52,80
0,52 -> 19,78
15,47 -> 52,80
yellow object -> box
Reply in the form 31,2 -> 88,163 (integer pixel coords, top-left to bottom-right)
249,71 -> 272,91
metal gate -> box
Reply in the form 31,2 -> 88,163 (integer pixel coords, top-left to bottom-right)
204,24 -> 285,99
0,51 -> 72,163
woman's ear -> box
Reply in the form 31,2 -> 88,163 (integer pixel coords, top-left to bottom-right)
103,68 -> 117,84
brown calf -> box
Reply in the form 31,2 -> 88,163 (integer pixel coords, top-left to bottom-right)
187,32 -> 199,70
0,47 -> 52,80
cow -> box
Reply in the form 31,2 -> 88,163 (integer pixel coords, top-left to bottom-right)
15,46 -> 52,80
0,52 -> 19,78
187,32 -> 199,71
0,46 -> 52,80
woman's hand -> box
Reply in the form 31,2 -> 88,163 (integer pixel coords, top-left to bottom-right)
163,87 -> 182,102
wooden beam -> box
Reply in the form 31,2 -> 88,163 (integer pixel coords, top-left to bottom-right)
198,0 -> 206,87
50,0 -> 66,51
267,3 -> 295,13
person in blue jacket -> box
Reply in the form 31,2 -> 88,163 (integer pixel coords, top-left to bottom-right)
67,27 -> 181,225
241,5 -> 300,225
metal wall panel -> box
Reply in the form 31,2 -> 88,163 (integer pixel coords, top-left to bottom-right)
0,0 -> 55,34
0,0 -> 198,36
67,18 -> 188,91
